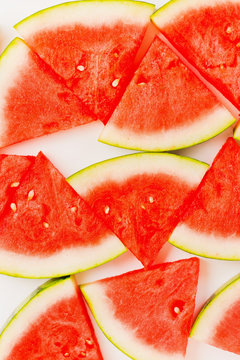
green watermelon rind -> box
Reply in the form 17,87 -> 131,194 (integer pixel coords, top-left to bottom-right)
0,277 -> 72,357
190,272 -> 240,344
14,1 -> 155,34
233,123 -> 240,141
81,282 -> 185,360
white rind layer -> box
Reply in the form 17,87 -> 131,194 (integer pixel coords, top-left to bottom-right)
0,277 -> 75,360
151,0 -> 240,28
0,234 -> 125,278
82,282 -> 184,360
170,223 -> 240,260
99,105 -> 235,151
191,275 -> 240,343
15,1 -> 154,36
0,38 -> 30,147
68,153 -> 208,198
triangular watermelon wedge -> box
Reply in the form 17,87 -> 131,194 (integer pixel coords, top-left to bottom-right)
81,258 -> 199,360
69,152 -> 208,267
0,276 -> 103,359
151,0 -> 240,110
15,1 -> 155,124
170,137 -> 240,260
0,152 -> 125,278
0,154 -> 34,216
100,36 -> 235,151
0,38 -> 97,149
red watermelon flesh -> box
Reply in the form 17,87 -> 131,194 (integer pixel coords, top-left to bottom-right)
0,38 -> 96,149
0,152 -> 112,256
100,36 -> 234,151
179,137 -> 240,236
84,173 -> 197,266
0,155 -> 34,216
15,1 -> 154,123
0,277 -> 103,360
81,258 -> 199,359
152,1 -> 240,109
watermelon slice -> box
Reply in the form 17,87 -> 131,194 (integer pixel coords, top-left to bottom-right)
233,121 -> 240,140
15,1 -> 155,124
151,0 -> 240,111
0,152 -> 125,278
0,38 -> 97,149
170,137 -> 240,260
100,36 -> 234,151
81,258 -> 199,360
68,152 -> 208,266
0,276 -> 103,359
191,272 -> 240,355
0,154 -> 34,216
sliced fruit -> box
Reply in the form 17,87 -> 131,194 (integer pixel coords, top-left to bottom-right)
68,152 -> 208,267
81,258 -> 199,360
0,276 -> 103,359
170,137 -> 240,260
233,121 -> 240,140
191,272 -> 240,355
0,152 -> 125,278
0,38 -> 96,149
15,0 -> 155,124
100,36 -> 235,151
152,0 -> 240,110
0,154 -> 34,216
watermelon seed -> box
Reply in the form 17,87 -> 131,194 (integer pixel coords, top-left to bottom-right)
104,206 -> 110,214
112,79 -> 120,88
149,196 -> 154,203
28,190 -> 35,201
10,182 -> 20,188
77,65 -> 85,72
237,42 -> 240,48
79,351 -> 86,357
85,338 -> 93,347
141,204 -> 146,210
43,222 -> 49,229
137,82 -> 145,86
220,64 -> 225,70
174,307 -> 181,315
64,353 -> 70,357
114,52 -> 119,58
226,26 -> 232,34
71,206 -> 77,213
10,203 -> 17,212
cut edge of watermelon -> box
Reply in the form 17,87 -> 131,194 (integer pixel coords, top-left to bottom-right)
190,273 -> 240,344
81,282 -> 184,360
233,123 -> 240,141
169,223 -> 240,260
15,1 -> 155,36
99,105 -> 235,152
0,38 -> 31,146
151,0 -> 240,28
68,152 -> 209,198
0,234 -> 126,278
0,276 -> 75,358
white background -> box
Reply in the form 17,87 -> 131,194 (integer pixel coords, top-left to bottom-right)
0,0 -> 239,359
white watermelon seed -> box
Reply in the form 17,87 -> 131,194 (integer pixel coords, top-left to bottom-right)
28,190 -> 35,201
114,52 -> 119,58
64,353 -> 70,357
43,222 -> 49,229
237,42 -> 240,48
112,78 -> 120,88
137,82 -> 145,86
220,64 -> 225,70
71,206 -> 77,213
10,203 -> 17,212
141,204 -> 146,210
174,307 -> 181,314
104,206 -> 110,214
226,26 -> 232,34
80,351 -> 86,357
77,65 -> 85,72
85,338 -> 93,346
10,182 -> 20,188
149,196 -> 154,203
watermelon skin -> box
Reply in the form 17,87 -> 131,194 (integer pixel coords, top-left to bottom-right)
0,155 -> 34,216
0,38 -> 96,149
0,276 -> 103,360
100,36 -> 234,151
191,272 -> 240,355
170,137 -> 240,260
81,258 -> 199,360
152,0 -> 240,110
0,152 -> 125,278
68,152 -> 208,267
15,1 -> 155,124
